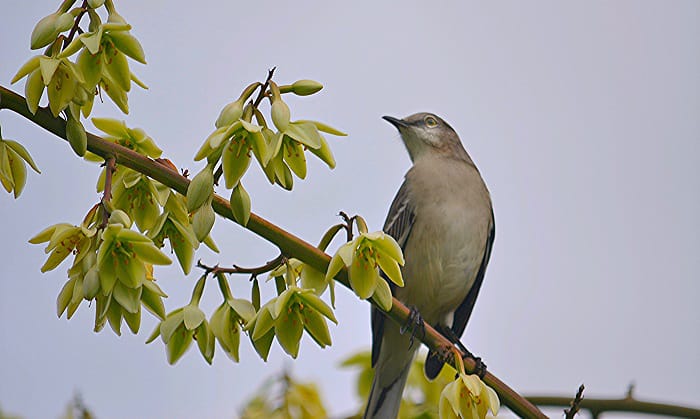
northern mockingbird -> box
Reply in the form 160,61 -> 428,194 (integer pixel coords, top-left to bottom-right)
364,113 -> 495,419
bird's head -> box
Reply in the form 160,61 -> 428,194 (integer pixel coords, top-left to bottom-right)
382,113 -> 467,162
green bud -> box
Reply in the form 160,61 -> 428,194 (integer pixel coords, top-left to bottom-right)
229,182 -> 251,226
55,13 -> 75,32
83,268 -> 100,300
291,79 -> 323,96
88,0 -> 106,8
215,100 -> 244,128
186,166 -> 214,213
30,13 -> 59,50
271,99 -> 291,132
66,115 -> 88,156
109,209 -> 132,227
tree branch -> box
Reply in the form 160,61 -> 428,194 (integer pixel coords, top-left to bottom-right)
527,392 -> 700,418
0,85 -> 546,419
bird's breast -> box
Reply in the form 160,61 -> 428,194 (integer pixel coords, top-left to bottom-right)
394,158 -> 491,324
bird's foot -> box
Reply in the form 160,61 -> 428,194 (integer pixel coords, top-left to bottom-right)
400,306 -> 426,349
443,327 -> 487,378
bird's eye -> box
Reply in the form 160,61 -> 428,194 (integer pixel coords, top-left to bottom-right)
424,116 -> 438,127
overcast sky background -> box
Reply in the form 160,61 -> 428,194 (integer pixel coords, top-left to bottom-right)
1,1 -> 698,418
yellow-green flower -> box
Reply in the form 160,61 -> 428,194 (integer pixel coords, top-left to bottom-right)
439,373 -> 499,419
326,231 -> 404,300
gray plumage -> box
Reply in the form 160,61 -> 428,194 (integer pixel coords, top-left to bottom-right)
364,113 -> 495,419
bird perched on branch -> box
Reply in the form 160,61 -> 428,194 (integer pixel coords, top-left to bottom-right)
364,113 -> 495,419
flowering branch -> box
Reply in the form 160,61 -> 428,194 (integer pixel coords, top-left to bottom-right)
0,85 -> 546,419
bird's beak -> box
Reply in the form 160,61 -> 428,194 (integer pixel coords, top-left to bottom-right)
382,115 -> 408,129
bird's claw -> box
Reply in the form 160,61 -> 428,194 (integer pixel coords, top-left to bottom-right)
442,327 -> 487,377
400,306 -> 426,349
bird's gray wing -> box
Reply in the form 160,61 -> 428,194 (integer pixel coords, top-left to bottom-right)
425,208 -> 495,379
371,181 -> 415,366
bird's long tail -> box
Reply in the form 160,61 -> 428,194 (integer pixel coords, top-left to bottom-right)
363,326 -> 417,419
363,361 -> 411,419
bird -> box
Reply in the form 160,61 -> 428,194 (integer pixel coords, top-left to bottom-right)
364,113 -> 495,419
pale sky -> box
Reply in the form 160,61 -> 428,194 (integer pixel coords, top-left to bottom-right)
1,1 -> 698,418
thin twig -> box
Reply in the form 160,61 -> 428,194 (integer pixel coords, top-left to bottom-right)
564,384 -> 585,419
253,67 -> 276,108
197,253 -> 285,279
338,211 -> 354,242
63,0 -> 89,49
